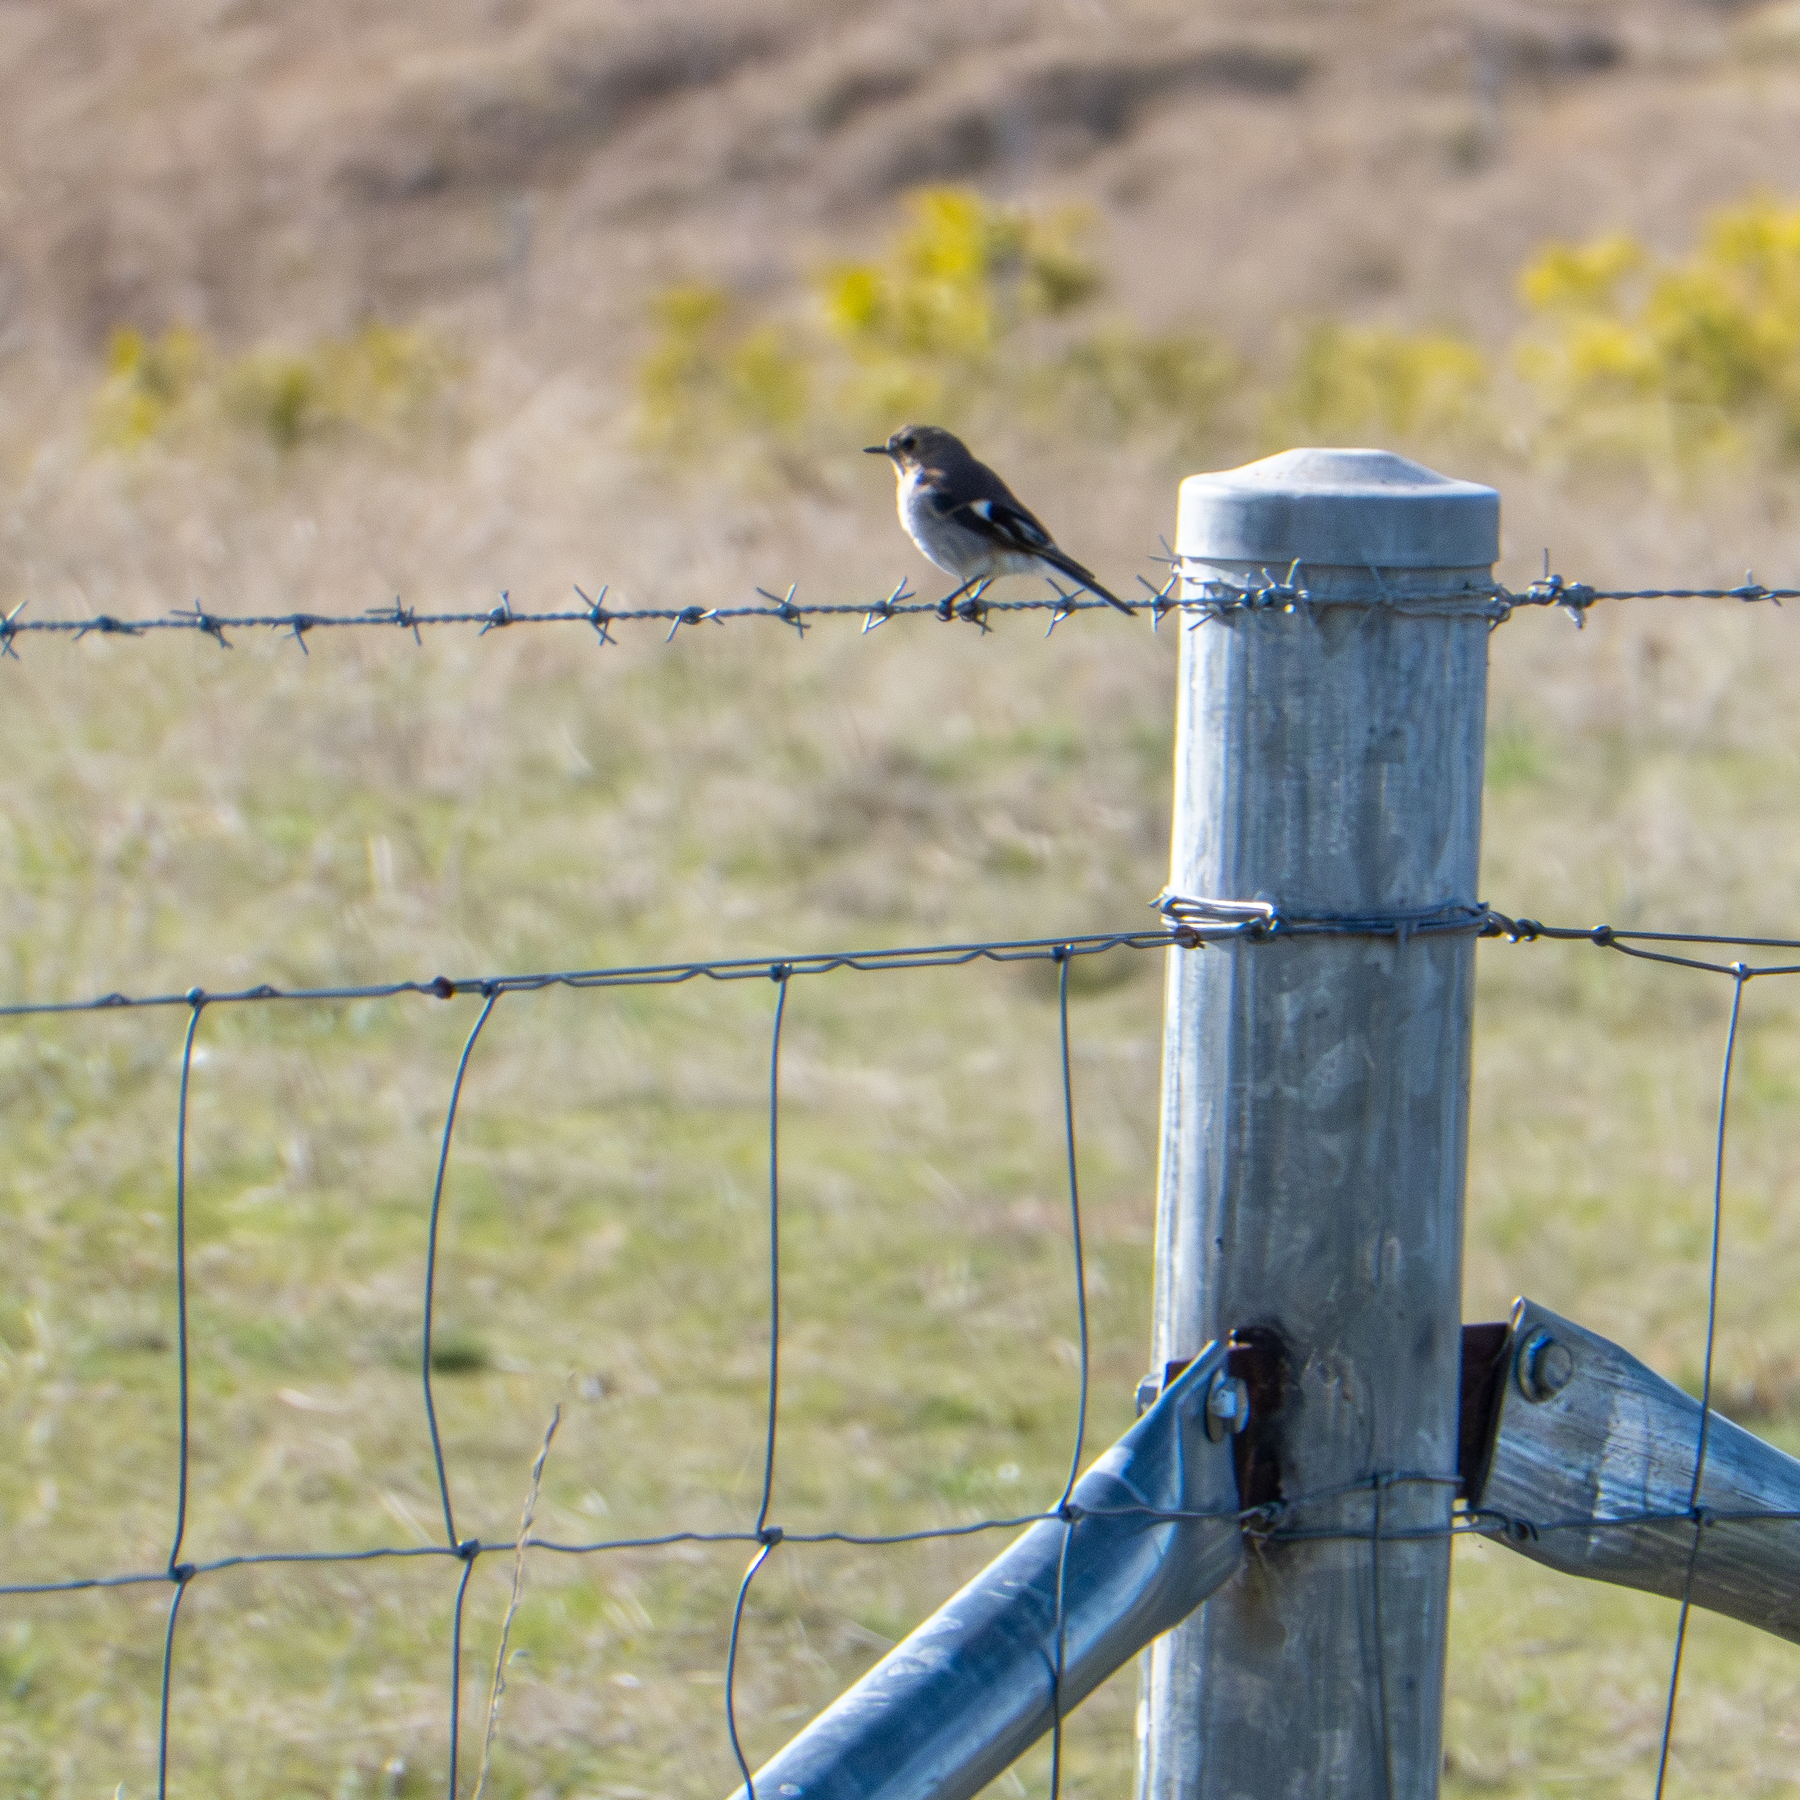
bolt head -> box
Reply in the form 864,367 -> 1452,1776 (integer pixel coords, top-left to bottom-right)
1204,1374 -> 1250,1440
1518,1331 -> 1575,1402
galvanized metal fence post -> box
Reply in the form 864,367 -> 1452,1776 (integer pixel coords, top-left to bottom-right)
1140,450 -> 1500,1800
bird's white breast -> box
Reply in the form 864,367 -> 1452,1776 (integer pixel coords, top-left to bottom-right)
896,467 -> 946,564
895,465 -> 1029,581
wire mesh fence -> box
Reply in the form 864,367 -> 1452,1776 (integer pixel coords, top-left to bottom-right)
3,909 -> 1797,1798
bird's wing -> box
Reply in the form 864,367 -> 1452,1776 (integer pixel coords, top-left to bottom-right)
923,466 -> 1137,615
931,488 -> 1058,557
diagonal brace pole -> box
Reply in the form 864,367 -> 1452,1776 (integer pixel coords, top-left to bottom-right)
724,1341 -> 1248,1800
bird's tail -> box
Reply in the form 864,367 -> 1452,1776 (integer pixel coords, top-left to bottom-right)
1040,548 -> 1136,616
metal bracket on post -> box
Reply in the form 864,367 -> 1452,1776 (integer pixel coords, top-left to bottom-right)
724,1341 -> 1247,1800
1462,1298 -> 1800,1643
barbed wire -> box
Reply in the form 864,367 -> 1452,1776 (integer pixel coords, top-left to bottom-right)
0,579 -> 1156,657
0,565 -> 1792,658
1,914 -> 1792,1799
1176,565 -> 1796,629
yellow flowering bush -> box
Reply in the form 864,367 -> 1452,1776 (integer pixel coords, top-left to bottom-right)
1517,199 -> 1800,465
92,322 -> 459,454
1272,322 -> 1490,447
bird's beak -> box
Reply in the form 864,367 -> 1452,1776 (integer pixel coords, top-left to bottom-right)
863,444 -> 890,456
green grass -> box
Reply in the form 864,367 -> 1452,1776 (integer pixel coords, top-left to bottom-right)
3,950 -> 1161,1798
4,416 -> 1800,1797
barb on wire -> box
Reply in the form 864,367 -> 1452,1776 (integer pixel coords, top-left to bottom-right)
572,584 -> 613,646
0,597 -> 27,658
755,585 -> 810,640
383,598 -> 425,645
1138,567 -> 1181,630
860,578 -> 915,633
172,601 -> 232,648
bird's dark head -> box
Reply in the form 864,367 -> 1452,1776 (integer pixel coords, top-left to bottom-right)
864,424 -> 965,472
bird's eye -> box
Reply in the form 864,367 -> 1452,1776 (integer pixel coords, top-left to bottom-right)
899,434 -> 915,450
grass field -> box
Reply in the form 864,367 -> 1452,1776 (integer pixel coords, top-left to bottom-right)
7,3 -> 1800,1793
4,394 -> 1800,1800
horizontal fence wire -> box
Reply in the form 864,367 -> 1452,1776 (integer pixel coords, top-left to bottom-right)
0,566 -> 1792,656
1,915 -> 1796,1798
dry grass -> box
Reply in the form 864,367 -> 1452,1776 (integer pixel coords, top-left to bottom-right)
4,2 -> 1800,1796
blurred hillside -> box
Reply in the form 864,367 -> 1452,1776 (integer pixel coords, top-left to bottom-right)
5,0 -> 1800,383
0,0 -> 1795,631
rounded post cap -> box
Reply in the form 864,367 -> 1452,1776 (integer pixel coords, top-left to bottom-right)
1178,447 -> 1500,569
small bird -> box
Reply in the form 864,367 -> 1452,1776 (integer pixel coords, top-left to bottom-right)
865,425 -> 1135,615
